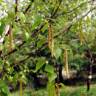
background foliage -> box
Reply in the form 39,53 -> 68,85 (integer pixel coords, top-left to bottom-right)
0,0 -> 96,95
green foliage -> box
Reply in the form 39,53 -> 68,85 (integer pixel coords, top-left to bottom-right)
0,80 -> 9,96
54,47 -> 62,59
18,12 -> 26,23
47,81 -> 55,96
60,86 -> 96,96
0,0 -> 96,95
9,84 -> 96,96
34,57 -> 46,72
45,64 -> 54,74
0,21 -> 5,35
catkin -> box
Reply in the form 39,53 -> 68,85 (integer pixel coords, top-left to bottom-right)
55,83 -> 60,96
64,49 -> 69,78
9,27 -> 13,51
78,20 -> 84,45
48,23 -> 54,57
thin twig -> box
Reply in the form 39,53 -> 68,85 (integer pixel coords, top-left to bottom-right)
15,0 -> 18,13
24,2 -> 33,14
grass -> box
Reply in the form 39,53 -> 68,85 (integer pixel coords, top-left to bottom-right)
9,88 -> 48,96
9,84 -> 96,96
60,84 -> 96,96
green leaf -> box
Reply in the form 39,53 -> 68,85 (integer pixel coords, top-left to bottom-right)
45,64 -> 57,82
37,35 -> 46,48
45,64 -> 54,74
32,15 -> 43,30
24,32 -> 30,41
54,47 -> 62,59
18,12 -> 26,23
48,73 -> 57,82
37,39 -> 45,48
47,81 -> 55,96
35,57 -> 46,72
0,80 -> 9,95
0,22 -> 5,35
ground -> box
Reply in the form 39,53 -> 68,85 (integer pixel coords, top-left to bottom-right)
9,84 -> 96,96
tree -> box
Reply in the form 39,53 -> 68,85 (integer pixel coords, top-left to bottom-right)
0,0 -> 96,95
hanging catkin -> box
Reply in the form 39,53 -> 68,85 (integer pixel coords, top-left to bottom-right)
48,23 -> 54,57
8,27 -> 13,51
55,83 -> 60,96
64,49 -> 69,78
20,80 -> 23,96
48,23 -> 52,49
79,20 -> 84,45
15,0 -> 18,13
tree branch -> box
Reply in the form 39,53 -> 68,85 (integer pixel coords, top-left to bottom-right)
24,2 -> 33,14
55,0 -> 92,17
3,41 -> 25,57
3,0 -> 63,57
15,0 -> 18,13
65,0 -> 91,14
55,5 -> 96,38
51,0 -> 62,18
